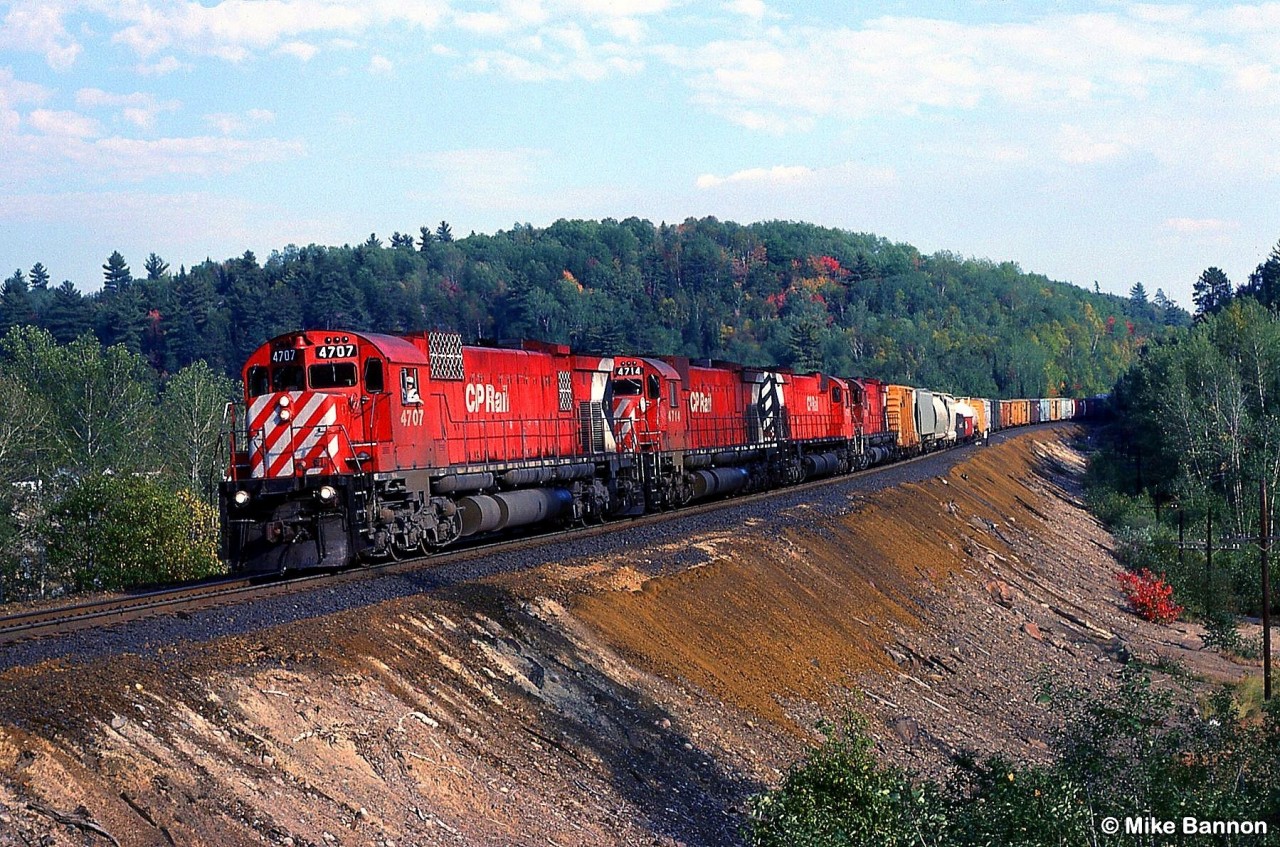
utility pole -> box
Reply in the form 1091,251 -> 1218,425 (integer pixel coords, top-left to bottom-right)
1205,507 -> 1214,615
1263,479 -> 1273,701
1178,508 -> 1185,572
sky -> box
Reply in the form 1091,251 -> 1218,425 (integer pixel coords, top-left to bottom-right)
2,0 -> 1279,308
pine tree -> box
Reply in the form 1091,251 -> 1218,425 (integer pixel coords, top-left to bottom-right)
1239,242 -> 1280,310
28,262 -> 50,290
435,221 -> 453,243
41,281 -> 94,344
102,251 -> 133,293
144,253 -> 170,281
0,270 -> 34,331
1192,267 -> 1233,317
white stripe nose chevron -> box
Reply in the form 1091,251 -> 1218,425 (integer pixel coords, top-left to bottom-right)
248,392 -> 340,478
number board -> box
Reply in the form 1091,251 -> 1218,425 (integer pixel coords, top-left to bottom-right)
270,348 -> 297,363
614,361 -> 643,377
316,344 -> 356,360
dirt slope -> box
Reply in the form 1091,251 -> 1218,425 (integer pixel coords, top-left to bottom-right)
0,427 -> 1252,847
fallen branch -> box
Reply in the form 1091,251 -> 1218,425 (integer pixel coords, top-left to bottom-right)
26,803 -> 120,847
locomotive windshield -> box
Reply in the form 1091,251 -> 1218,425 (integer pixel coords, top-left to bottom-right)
614,378 -> 642,396
309,362 -> 358,389
248,364 -> 307,395
272,364 -> 305,392
248,366 -> 269,397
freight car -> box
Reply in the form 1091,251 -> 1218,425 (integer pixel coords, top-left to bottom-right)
220,329 -> 1089,573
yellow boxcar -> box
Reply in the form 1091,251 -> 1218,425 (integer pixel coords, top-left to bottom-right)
959,397 -> 988,435
885,384 -> 920,450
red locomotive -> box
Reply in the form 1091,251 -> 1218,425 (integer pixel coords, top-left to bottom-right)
221,330 -> 862,571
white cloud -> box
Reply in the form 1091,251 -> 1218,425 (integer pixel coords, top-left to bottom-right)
696,165 -> 812,189
76,88 -> 181,129
1163,217 -> 1239,235
0,68 -> 51,109
0,1 -> 81,69
724,0 -> 766,22
28,109 -> 101,138
136,56 -> 191,76
278,40 -> 320,61
404,147 -> 548,211
695,161 -> 897,194
466,21 -> 646,81
1,127 -> 304,186
203,109 -> 277,135
455,11 -> 518,36
106,0 -> 448,62
556,0 -> 668,16
369,54 -> 394,74
666,8 -> 1268,133
1055,125 -> 1128,164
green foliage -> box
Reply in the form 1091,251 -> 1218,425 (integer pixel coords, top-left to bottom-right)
15,221 -> 1170,396
1097,297 -> 1280,618
156,361 -> 234,492
747,673 -> 1280,847
45,476 -> 221,591
747,715 -> 944,847
0,328 -> 234,602
1,325 -> 155,476
1201,611 -> 1260,659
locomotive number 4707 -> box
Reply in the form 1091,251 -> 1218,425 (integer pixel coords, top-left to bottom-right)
400,408 -> 425,427
316,344 -> 356,359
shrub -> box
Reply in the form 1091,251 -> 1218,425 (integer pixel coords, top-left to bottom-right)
745,715 -> 944,847
45,475 -> 223,592
1115,568 -> 1183,623
748,671 -> 1280,846
1202,611 -> 1261,659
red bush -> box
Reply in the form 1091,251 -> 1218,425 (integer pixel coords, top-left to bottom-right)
1115,569 -> 1183,623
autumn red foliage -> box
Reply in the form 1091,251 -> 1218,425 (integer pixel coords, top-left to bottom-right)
1115,569 -> 1183,623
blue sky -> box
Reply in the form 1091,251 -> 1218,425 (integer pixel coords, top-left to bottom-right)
2,0 -> 1278,308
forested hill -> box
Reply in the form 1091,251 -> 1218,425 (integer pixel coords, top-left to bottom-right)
2,217 -> 1187,397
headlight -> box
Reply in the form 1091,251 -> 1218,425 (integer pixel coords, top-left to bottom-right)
318,485 -> 337,502
278,395 -> 291,408
279,409 -> 292,421
233,489 -> 251,506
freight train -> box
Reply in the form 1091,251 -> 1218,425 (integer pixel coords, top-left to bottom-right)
220,330 -> 1096,572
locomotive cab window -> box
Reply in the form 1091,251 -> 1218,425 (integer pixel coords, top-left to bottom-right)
647,374 -> 661,400
669,380 -> 678,408
248,366 -> 269,397
272,364 -> 305,392
614,378 -> 642,396
309,362 -> 358,389
832,386 -> 843,405
363,359 -> 385,392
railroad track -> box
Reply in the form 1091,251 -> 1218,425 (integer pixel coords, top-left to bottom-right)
0,424 -> 1073,646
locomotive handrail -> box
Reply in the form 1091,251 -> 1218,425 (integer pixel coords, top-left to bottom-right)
451,415 -> 575,464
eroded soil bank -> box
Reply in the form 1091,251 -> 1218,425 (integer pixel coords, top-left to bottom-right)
0,427 -> 1251,846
